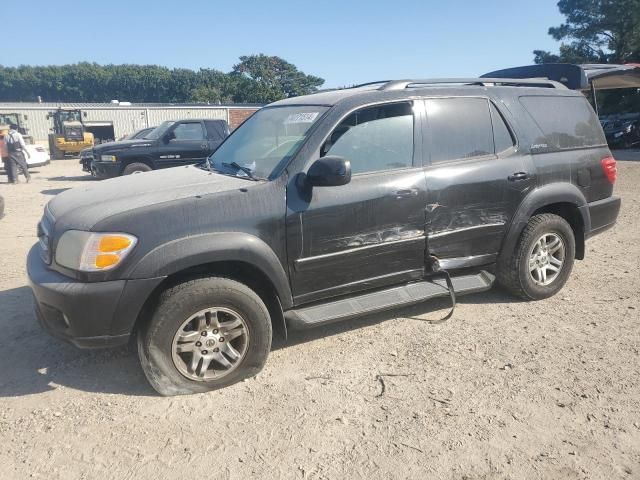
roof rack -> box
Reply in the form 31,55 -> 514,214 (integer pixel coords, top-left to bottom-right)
351,77 -> 566,91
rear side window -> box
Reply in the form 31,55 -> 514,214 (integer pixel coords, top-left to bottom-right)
519,96 -> 606,149
205,120 -> 228,141
425,98 -> 494,163
323,102 -> 414,174
490,103 -> 515,153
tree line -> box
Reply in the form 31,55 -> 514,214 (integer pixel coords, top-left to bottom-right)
0,54 -> 324,104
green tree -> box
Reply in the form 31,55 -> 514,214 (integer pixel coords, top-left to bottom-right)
534,0 -> 640,64
231,54 -> 324,102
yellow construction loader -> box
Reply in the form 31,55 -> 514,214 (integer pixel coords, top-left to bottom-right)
47,108 -> 94,159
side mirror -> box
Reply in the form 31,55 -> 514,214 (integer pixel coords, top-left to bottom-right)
306,156 -> 351,187
163,132 -> 175,143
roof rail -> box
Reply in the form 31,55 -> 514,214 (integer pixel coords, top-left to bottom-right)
365,78 -> 567,91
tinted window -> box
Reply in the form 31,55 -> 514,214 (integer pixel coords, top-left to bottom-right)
173,122 -> 205,141
520,96 -> 606,149
490,103 -> 515,153
426,98 -> 493,163
324,102 -> 414,174
205,120 -> 228,141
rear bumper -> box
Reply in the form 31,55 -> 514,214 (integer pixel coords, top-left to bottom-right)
585,195 -> 621,238
27,245 -> 164,349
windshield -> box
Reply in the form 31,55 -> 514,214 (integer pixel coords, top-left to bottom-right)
145,121 -> 175,140
59,110 -> 81,122
208,106 -> 329,179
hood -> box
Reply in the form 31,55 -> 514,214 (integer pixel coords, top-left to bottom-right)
94,139 -> 154,152
48,166 -> 257,231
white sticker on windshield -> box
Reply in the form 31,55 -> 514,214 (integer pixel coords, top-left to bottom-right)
284,112 -> 319,124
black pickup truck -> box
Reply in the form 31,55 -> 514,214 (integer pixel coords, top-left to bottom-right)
91,119 -> 230,178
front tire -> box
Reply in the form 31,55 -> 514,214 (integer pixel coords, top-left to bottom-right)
497,214 -> 575,300
137,277 -> 272,396
122,162 -> 152,175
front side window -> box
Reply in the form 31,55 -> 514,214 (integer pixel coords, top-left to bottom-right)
209,106 -> 329,179
145,121 -> 175,140
173,122 -> 205,141
322,102 -> 414,175
426,97 -> 494,164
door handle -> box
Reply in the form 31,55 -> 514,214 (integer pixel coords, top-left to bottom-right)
393,188 -> 419,198
508,172 -> 529,181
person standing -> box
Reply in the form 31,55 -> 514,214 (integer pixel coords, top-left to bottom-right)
5,123 -> 31,183
0,127 -> 14,183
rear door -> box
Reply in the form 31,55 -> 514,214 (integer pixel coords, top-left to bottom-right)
160,121 -> 209,167
422,97 -> 534,268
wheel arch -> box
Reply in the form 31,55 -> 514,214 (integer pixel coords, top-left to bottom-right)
501,183 -> 590,261
120,155 -> 155,173
125,233 -> 292,338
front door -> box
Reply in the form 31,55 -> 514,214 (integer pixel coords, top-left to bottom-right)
421,97 -> 534,267
287,101 -> 428,305
161,121 -> 209,167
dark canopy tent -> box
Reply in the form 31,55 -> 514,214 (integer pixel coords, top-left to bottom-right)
481,63 -> 640,115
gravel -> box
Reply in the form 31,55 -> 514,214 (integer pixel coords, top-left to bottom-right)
0,156 -> 638,479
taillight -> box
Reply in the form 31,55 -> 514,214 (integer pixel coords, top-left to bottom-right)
601,157 -> 617,184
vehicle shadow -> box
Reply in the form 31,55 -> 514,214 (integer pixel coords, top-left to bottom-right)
41,188 -> 70,196
0,286 -> 155,398
0,283 -> 516,398
46,175 -> 94,182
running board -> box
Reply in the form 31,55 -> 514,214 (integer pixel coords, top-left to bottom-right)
285,271 -> 495,330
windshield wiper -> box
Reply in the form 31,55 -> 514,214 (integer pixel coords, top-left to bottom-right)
222,161 -> 258,180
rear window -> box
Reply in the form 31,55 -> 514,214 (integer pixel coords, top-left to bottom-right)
425,97 -> 494,163
520,96 -> 605,149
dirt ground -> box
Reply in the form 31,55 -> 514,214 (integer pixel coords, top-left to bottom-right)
0,156 -> 638,480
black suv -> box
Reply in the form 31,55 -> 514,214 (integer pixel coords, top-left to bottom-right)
91,119 -> 229,178
28,78 -> 620,395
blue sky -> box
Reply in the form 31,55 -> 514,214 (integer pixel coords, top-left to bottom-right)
7,0 -> 565,88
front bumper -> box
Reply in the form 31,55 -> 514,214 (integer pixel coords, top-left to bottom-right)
27,245 -> 164,349
585,195 -> 621,238
92,161 -> 121,178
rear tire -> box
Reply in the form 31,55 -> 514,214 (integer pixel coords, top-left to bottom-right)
497,214 -> 575,300
137,277 -> 272,396
122,162 -> 152,175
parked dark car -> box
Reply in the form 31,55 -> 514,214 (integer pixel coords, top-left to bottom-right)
28,77 -> 620,395
80,126 -> 157,174
604,119 -> 640,148
91,119 -> 229,177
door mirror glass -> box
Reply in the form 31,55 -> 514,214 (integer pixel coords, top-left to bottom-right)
306,156 -> 351,187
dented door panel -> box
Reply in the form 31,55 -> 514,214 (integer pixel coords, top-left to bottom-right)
287,168 -> 428,304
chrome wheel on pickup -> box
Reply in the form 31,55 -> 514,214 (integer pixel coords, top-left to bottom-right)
171,307 -> 249,381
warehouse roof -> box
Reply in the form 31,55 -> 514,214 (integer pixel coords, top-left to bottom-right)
0,102 -> 263,109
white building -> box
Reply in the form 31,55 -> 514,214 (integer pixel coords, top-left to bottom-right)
0,102 -> 261,144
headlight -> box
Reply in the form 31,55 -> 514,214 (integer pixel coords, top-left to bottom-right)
101,155 -> 117,162
56,231 -> 137,272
